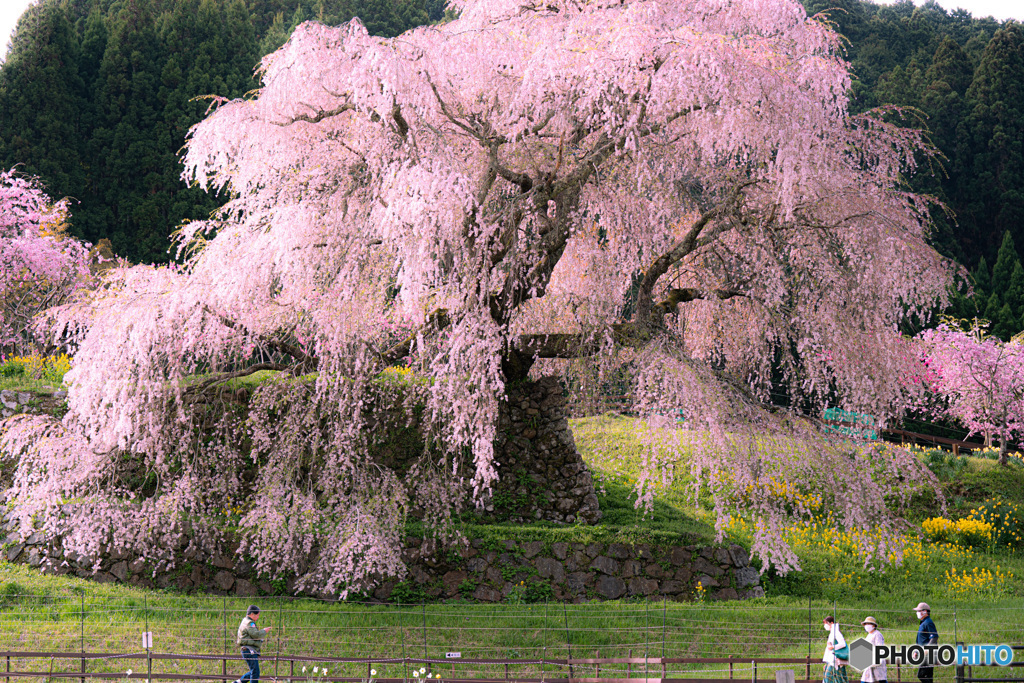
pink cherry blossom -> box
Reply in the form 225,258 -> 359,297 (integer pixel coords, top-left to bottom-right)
0,168 -> 90,354
1,0 -> 954,589
918,320 -> 1024,465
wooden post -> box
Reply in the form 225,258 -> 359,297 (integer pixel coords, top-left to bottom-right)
730,656 -> 734,680
628,649 -> 632,679
805,656 -> 810,682
80,593 -> 85,683
596,650 -> 600,680
753,660 -> 757,683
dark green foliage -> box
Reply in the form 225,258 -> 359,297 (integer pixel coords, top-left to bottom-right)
0,0 -> 1018,273
955,24 -> 1024,265
0,0 -> 435,264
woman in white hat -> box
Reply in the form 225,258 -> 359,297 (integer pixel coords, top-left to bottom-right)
860,617 -> 887,683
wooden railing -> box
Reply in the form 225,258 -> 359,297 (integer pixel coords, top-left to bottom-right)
0,652 -> 983,683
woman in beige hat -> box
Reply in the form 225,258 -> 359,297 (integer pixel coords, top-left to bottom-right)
860,617 -> 887,683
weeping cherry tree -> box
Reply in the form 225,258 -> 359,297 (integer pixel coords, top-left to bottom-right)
1,0 -> 956,593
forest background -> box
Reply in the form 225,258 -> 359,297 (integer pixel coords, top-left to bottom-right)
0,0 -> 1023,333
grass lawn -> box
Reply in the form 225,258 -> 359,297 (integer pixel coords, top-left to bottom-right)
0,405 -> 1022,677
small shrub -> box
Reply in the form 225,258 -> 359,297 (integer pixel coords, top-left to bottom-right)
920,448 -> 969,481
524,580 -> 552,603
969,498 -> 1024,550
0,353 -> 71,384
922,516 -> 994,548
391,581 -> 427,604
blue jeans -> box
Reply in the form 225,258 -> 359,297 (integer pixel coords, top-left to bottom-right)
240,648 -> 260,683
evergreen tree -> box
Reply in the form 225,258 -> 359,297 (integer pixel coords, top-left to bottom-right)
971,254 -> 991,314
992,231 -> 1019,288
1007,260 -> 1024,321
956,24 -> 1024,264
995,302 -> 1017,340
0,3 -> 88,229
983,290 -> 1003,329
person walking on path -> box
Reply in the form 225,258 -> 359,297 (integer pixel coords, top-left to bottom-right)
823,616 -> 849,683
915,603 -> 938,683
233,605 -> 272,683
860,617 -> 887,683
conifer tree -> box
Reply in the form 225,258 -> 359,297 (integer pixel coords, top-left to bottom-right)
0,3 -> 88,225
1008,261 -> 1024,323
957,24 -> 1024,262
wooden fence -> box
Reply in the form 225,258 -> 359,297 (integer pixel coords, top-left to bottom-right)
0,652 -> 1017,683
577,395 -> 997,456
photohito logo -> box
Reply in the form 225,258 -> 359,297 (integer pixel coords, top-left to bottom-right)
848,639 -> 1015,671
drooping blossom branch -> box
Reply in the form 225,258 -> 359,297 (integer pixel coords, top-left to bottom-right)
0,168 -> 91,354
1,0 -> 957,590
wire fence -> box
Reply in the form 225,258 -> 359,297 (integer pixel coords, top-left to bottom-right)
0,596 -> 1020,682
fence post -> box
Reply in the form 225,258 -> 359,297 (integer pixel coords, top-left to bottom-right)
752,660 -> 756,683
563,602 -> 574,681
805,656 -> 810,682
629,648 -> 632,679
807,598 -> 812,661
144,596 -> 151,683
80,593 -> 85,683
730,655 -> 734,680
645,600 -> 649,678
542,646 -> 547,683
956,642 -> 965,683
662,600 -> 667,660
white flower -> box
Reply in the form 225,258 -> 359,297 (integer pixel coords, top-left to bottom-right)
303,667 -> 308,673
371,670 -> 377,676
420,668 -> 426,674
314,667 -> 319,674
413,672 -> 419,677
126,671 -> 133,677
428,674 -> 433,678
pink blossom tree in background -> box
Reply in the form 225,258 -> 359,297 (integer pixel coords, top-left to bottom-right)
918,320 -> 1024,466
0,168 -> 90,355
1,0 -> 956,592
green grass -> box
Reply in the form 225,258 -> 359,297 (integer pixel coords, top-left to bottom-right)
0,563 -> 1016,682
0,376 -> 61,393
0,410 -> 1023,675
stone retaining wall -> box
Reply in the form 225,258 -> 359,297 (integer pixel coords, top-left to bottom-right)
379,537 -> 763,603
2,511 -> 762,602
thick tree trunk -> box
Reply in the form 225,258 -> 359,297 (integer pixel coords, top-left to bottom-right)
999,439 -> 1009,466
485,376 -> 602,524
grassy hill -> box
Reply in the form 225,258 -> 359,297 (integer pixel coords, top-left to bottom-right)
0,411 -> 1020,674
